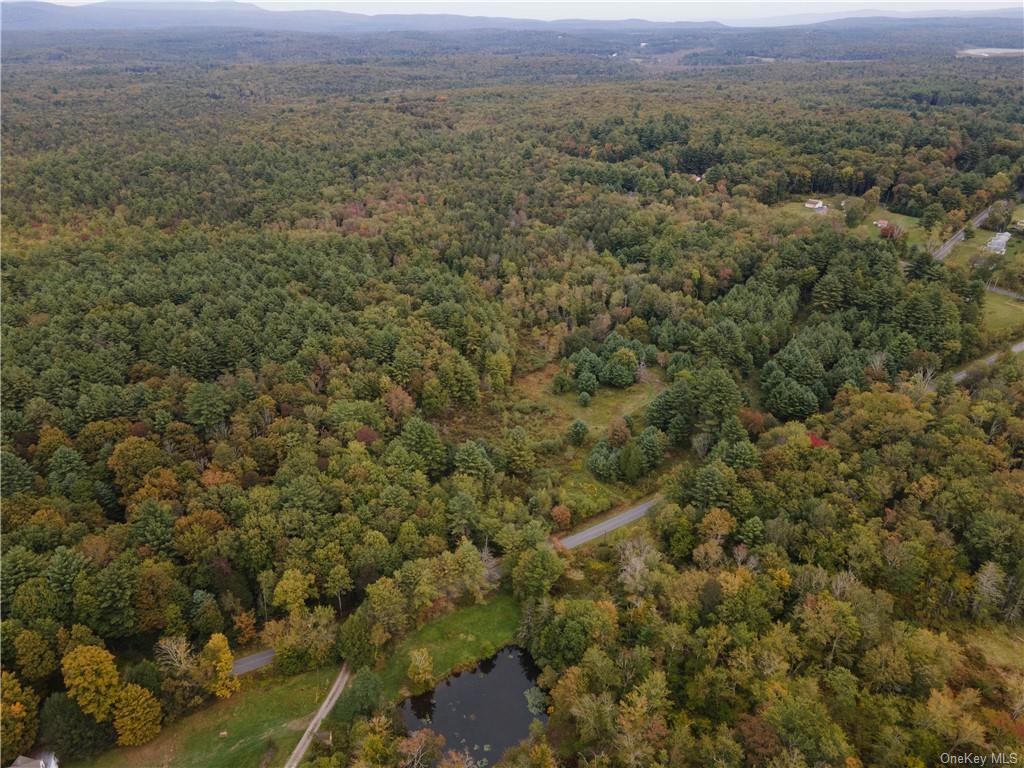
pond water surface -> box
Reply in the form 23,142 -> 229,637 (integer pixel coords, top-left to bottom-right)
399,646 -> 545,763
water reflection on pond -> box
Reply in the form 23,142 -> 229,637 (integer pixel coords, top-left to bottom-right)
399,646 -> 545,763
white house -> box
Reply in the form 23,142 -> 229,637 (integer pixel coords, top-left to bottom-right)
804,199 -> 825,209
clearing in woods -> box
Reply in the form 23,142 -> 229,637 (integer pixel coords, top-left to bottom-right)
984,291 -> 1024,334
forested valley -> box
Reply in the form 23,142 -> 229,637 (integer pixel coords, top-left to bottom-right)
2,17 -> 1023,768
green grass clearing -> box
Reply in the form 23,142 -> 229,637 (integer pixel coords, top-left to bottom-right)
983,291 -> 1024,334
372,593 -> 521,705
71,667 -> 337,768
515,365 -> 668,434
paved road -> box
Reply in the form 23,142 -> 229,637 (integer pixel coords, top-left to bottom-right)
558,495 -> 663,550
952,338 -> 1024,383
283,664 -> 351,768
231,648 -> 276,675
933,205 -> 992,262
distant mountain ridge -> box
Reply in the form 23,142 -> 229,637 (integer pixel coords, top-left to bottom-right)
3,0 -> 1020,35
1,0 -> 726,34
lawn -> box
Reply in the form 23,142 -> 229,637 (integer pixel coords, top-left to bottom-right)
983,291 -> 1024,335
331,593 -> 521,713
71,667 -> 337,768
943,240 -> 985,270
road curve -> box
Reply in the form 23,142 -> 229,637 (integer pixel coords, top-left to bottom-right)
283,664 -> 351,768
558,495 -> 663,550
231,648 -> 276,675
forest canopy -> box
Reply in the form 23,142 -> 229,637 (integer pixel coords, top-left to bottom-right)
2,18 -> 1023,768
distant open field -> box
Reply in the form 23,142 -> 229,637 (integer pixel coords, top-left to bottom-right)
983,291 -> 1024,334
778,197 -> 930,247
957,48 -> 1024,57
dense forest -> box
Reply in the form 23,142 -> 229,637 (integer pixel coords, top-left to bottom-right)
2,16 -> 1023,768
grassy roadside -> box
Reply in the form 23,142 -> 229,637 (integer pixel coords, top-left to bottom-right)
71,667 -> 337,768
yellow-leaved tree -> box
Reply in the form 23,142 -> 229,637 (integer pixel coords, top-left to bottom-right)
0,671 -> 40,765
62,645 -> 121,722
113,683 -> 163,746
407,647 -> 434,686
197,632 -> 240,699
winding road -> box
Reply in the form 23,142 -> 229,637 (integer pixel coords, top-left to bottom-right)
951,338 -> 1024,383
557,495 -> 663,549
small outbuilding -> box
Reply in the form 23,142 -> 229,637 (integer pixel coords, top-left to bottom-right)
986,232 -> 1011,255
10,754 -> 58,768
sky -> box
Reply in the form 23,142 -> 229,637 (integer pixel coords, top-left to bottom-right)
25,0 -> 1017,23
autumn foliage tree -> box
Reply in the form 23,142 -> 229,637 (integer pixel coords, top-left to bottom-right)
62,645 -> 121,723
113,683 -> 163,746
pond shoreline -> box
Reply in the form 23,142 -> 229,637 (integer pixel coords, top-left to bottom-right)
399,645 -> 546,764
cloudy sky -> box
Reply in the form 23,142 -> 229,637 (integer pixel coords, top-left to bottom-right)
28,0 -> 1017,23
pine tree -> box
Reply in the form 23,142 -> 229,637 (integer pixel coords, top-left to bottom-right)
504,426 -> 536,477
618,440 -> 646,484
400,417 -> 448,478
567,420 -> 589,446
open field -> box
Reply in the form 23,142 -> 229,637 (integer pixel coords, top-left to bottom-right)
983,291 -> 1024,334
515,365 -> 668,435
71,668 -> 337,768
355,593 -> 521,707
516,366 -> 673,523
777,198 -> 930,247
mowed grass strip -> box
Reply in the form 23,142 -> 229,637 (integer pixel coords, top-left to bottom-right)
375,592 -> 521,703
71,667 -> 336,768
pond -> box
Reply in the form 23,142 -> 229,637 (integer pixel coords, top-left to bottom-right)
399,646 -> 546,763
